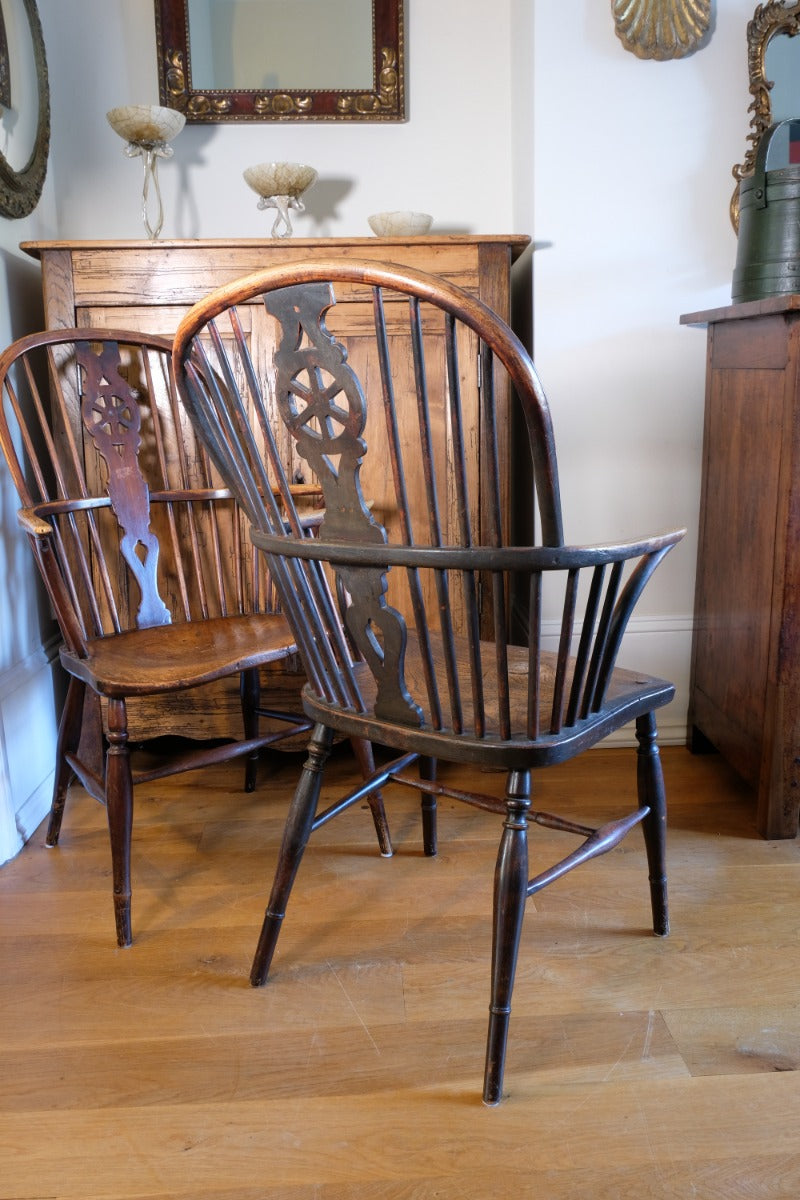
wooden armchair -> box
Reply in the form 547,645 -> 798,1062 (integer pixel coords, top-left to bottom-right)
173,260 -> 684,1104
0,328 -> 320,946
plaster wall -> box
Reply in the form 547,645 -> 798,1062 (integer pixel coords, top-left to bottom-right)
0,0 -> 59,862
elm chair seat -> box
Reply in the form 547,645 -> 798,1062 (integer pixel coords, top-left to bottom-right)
62,613 -> 295,696
173,259 -> 684,1104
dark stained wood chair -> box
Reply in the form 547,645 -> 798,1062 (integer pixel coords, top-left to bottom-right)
0,328 -> 331,946
172,260 -> 685,1104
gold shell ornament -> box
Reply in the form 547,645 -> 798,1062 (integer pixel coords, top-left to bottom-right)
612,0 -> 712,60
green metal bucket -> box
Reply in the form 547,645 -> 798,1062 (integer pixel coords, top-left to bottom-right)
732,120 -> 800,304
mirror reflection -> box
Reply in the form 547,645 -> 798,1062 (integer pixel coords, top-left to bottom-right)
765,32 -> 800,122
187,0 -> 373,91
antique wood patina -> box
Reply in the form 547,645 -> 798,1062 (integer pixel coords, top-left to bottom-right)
683,296 -> 800,838
174,259 -> 684,1104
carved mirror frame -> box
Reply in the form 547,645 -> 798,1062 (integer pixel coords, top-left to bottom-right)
154,0 -> 405,122
0,0 -> 49,219
732,0 -> 800,228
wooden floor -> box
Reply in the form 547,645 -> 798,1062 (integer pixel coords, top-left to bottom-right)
2,741 -> 800,1198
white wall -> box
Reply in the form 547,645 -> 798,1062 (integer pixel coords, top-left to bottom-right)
0,0 -> 764,858
44,0 -> 515,239
528,2 -> 756,741
0,0 -> 59,862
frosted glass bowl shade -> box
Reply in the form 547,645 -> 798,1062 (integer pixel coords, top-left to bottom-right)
243,162 -> 317,199
106,105 -> 186,147
368,211 -> 433,237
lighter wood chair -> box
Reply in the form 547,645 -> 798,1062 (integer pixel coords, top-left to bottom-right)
173,260 -> 684,1104
0,328 -> 325,946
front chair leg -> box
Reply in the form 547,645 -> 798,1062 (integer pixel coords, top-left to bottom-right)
420,756 -> 438,857
636,711 -> 669,937
250,723 -> 335,986
484,769 -> 531,1106
240,666 -> 261,793
105,697 -> 134,948
46,676 -> 85,847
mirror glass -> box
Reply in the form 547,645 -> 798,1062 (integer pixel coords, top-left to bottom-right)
187,0 -> 373,91
764,32 -> 800,122
156,0 -> 404,122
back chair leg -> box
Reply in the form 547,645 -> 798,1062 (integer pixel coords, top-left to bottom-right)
105,698 -> 135,948
46,677 -> 85,847
240,666 -> 261,793
636,711 -> 669,938
351,737 -> 393,857
420,755 -> 438,856
484,769 -> 531,1106
251,723 -> 335,986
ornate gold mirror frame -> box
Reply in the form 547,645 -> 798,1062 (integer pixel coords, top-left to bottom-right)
154,0 -> 404,122
732,0 -> 800,229
0,0 -> 49,219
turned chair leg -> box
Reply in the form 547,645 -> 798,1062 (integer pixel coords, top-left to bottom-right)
420,755 -> 438,856
105,697 -> 135,948
240,666 -> 261,793
251,723 -> 335,986
351,737 -> 393,857
484,769 -> 531,1106
636,711 -> 669,938
46,676 -> 85,847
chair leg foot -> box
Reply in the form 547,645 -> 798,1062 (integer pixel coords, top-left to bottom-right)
46,677 -> 85,847
351,738 -> 393,857
114,894 -> 133,948
636,712 -> 670,937
483,1009 -> 511,1105
106,698 -> 134,948
251,724 -> 334,986
241,667 -> 260,793
244,751 -> 259,793
483,769 -> 531,1106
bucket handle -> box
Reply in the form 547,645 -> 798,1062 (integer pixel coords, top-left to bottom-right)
752,119 -> 799,210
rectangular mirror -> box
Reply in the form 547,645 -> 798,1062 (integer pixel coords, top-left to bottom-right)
155,0 -> 405,122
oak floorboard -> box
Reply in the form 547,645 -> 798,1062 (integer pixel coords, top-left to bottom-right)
2,746 -> 800,1198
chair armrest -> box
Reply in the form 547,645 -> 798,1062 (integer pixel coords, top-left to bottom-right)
17,507 -> 52,537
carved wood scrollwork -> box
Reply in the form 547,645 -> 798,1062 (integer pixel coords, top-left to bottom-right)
78,342 -> 171,630
264,283 -> 422,725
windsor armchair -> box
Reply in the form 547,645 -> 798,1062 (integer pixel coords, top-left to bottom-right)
0,328 -> 326,946
173,260 -> 684,1104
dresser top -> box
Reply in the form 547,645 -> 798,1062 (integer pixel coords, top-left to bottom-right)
681,293 -> 800,326
22,234 -> 531,259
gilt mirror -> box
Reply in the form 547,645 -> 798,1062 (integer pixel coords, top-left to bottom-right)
154,0 -> 404,121
0,0 -> 49,218
732,1 -> 800,228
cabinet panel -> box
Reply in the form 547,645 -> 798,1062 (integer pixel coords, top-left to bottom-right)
682,301 -> 800,837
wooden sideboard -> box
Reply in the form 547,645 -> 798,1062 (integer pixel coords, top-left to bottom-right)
24,236 -> 531,742
682,296 -> 800,838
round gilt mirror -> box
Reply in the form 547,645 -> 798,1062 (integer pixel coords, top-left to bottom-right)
732,1 -> 800,229
0,0 -> 50,219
